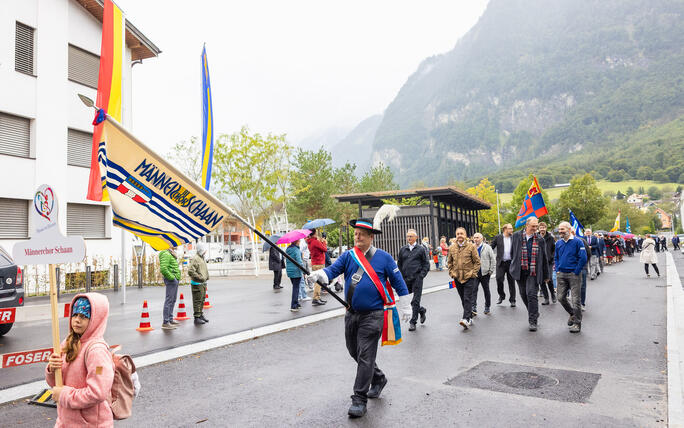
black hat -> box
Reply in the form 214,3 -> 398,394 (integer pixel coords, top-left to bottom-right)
349,218 -> 382,234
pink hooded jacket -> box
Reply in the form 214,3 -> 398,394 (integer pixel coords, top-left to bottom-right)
46,293 -> 115,427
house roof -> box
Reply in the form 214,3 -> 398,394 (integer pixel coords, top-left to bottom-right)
75,0 -> 161,61
332,186 -> 492,210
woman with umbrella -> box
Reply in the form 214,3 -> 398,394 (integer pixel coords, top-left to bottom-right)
278,229 -> 313,312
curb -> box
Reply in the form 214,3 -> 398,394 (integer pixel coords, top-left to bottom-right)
0,283 -> 450,405
666,252 -> 684,428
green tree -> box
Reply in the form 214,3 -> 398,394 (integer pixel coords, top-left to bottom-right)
358,162 -> 399,192
636,166 -> 654,180
626,186 -> 635,195
557,173 -> 608,226
638,186 -> 646,194
287,148 -> 336,225
653,171 -> 669,183
214,126 -> 291,220
607,169 -> 627,182
647,186 -> 663,200
616,190 -> 625,200
466,178 -> 498,238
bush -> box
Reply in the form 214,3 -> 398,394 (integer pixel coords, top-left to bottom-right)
648,186 -> 663,200
652,171 -> 670,183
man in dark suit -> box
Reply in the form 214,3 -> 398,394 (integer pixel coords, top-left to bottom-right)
269,245 -> 285,290
509,217 -> 548,331
397,229 -> 431,332
584,228 -> 600,280
491,223 -> 516,307
538,222 -> 556,305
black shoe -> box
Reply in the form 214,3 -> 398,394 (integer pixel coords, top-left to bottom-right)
312,299 -> 327,306
541,299 -> 550,305
420,308 -> 427,324
200,315 -> 209,323
569,323 -> 581,333
567,315 -> 575,326
348,401 -> 367,418
194,317 -> 206,325
367,377 -> 387,399
497,297 -> 504,304
528,323 -> 537,332
552,296 -> 557,304
471,310 -> 478,317
408,323 -> 416,332
511,302 -> 516,308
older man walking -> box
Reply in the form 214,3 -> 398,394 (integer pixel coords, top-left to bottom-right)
188,243 -> 210,325
584,228 -> 600,280
472,233 -> 494,315
509,217 -> 549,331
398,229 -> 430,331
447,227 -> 481,330
491,223 -> 516,307
555,221 -> 587,333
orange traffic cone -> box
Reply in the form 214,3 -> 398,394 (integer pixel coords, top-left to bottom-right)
174,293 -> 191,321
136,300 -> 154,332
203,287 -> 212,309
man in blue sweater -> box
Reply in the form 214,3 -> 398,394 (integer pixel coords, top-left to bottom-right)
555,221 -> 588,333
308,218 -> 411,418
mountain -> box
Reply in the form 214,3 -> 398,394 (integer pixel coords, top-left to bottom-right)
294,126 -> 351,152
330,114 -> 383,169
371,0 -> 684,188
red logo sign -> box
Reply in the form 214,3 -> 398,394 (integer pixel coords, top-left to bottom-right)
1,347 -> 53,368
0,308 -> 16,324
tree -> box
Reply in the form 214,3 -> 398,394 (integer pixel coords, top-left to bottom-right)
287,148 -> 336,225
616,190 -> 625,200
466,178 -> 498,238
638,186 -> 645,194
636,166 -> 653,180
652,171 -> 669,183
647,186 -> 663,200
167,137 -> 202,184
607,169 -> 627,182
358,162 -> 399,192
557,173 -> 608,226
214,126 -> 291,220
626,186 -> 635,196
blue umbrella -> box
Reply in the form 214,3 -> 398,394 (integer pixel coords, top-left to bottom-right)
262,234 -> 282,252
302,218 -> 335,230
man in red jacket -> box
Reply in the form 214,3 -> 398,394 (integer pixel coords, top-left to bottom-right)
307,229 -> 328,306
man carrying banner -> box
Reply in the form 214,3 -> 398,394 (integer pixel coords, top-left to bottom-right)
308,218 -> 411,418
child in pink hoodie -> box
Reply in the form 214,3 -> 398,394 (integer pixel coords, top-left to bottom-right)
46,293 -> 115,427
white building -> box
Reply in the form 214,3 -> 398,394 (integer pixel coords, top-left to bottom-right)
0,1 -> 159,272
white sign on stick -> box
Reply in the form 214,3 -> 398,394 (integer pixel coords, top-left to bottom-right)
12,184 -> 86,265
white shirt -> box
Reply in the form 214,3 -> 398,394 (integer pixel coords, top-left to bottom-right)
408,242 -> 416,251
503,235 -> 512,260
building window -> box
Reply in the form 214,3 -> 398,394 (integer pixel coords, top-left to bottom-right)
15,22 -> 35,76
0,198 -> 29,238
68,44 -> 99,89
67,203 -> 106,238
67,128 -> 93,168
0,112 -> 31,158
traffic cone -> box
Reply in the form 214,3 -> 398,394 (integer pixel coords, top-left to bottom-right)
174,293 -> 191,321
136,300 -> 154,332
203,287 -> 212,309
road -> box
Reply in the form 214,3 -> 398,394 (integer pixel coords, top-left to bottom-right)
0,252 -> 672,427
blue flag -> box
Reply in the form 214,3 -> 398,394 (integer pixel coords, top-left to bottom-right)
569,209 -> 584,237
626,217 -> 631,233
200,45 -> 214,191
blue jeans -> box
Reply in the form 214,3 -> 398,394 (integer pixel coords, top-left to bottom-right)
162,277 -> 179,324
299,278 -> 308,299
290,277 -> 301,309
580,271 -> 587,306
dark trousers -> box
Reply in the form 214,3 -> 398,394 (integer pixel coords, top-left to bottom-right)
644,264 -> 660,276
517,270 -> 540,324
557,271 -> 582,325
674,242 -> 680,250
162,278 -> 179,324
406,277 -> 426,324
540,263 -> 555,301
580,271 -> 587,306
496,260 -> 516,303
344,310 -> 385,403
191,282 -> 206,318
472,273 -> 491,310
455,278 -> 477,320
289,277 -> 301,308
272,269 -> 282,288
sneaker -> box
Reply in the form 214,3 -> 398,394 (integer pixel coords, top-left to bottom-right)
510,302 -> 516,308
170,320 -> 180,325
408,323 -> 416,331
581,305 -> 586,312
290,307 -> 300,312
484,307 -> 490,315
471,310 -> 478,317
161,323 -> 176,330
567,315 -> 575,326
367,377 -> 388,399
302,296 -> 312,301
312,299 -> 327,306
348,401 -> 367,418
459,319 -> 469,330
497,297 -> 504,304
528,323 -> 538,332
647,274 -> 651,277
569,323 -> 581,333
200,315 -> 209,323
541,299 -> 550,305
420,308 -> 427,324
467,319 -> 473,327
193,317 -> 206,325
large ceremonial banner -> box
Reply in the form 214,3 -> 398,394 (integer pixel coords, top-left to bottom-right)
98,117 -> 227,250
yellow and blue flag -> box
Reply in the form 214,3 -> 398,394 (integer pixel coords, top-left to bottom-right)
201,45 -> 214,191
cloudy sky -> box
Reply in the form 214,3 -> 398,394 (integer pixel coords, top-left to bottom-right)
116,0 -> 489,154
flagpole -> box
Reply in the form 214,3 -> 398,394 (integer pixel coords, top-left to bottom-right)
496,190 -> 501,234
84,105 -> 348,309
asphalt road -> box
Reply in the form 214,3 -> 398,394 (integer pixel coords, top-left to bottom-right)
1,253 -> 669,427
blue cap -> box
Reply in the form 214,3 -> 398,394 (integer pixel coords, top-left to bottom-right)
72,297 -> 91,319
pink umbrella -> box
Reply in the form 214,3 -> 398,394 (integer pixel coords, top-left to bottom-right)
624,233 -> 635,239
276,229 -> 312,244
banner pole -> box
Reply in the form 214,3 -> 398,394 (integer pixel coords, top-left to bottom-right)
49,264 -> 63,387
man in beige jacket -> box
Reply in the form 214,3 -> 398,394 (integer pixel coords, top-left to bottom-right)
447,227 -> 481,330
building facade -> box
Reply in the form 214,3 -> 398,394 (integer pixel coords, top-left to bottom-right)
0,0 -> 159,283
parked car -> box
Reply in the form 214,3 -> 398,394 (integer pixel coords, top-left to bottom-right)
0,246 -> 24,336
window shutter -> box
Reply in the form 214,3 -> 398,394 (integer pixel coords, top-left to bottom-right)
15,22 -> 34,75
67,128 -> 93,168
0,198 -> 29,239
68,45 -> 99,89
67,203 -> 106,238
0,112 -> 31,158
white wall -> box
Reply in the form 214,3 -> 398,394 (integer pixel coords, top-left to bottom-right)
0,0 -> 144,266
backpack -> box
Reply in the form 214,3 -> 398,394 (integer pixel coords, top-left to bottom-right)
86,342 -> 139,420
